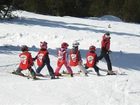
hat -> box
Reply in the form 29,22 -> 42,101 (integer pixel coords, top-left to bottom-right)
105,32 -> 110,36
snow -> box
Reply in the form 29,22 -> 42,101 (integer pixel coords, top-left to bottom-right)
100,15 -> 122,22
0,11 -> 140,105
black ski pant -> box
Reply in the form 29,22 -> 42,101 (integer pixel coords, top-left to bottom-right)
36,63 -> 55,77
98,51 -> 112,71
85,65 -> 99,73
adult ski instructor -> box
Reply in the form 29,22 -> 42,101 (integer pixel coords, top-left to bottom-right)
98,32 -> 116,75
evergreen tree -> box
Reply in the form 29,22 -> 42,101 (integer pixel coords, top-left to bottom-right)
1,0 -> 140,23
88,0 -> 108,17
108,0 -> 125,17
0,0 -> 14,19
12,0 -> 25,10
122,0 -> 140,23
45,0 -> 64,16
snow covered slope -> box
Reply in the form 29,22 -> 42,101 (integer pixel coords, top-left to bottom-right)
0,11 -> 140,105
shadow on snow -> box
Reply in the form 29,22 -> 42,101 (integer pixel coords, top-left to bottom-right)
1,17 -> 140,38
0,45 -> 140,71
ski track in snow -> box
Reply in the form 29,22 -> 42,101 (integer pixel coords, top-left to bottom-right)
0,64 -> 130,105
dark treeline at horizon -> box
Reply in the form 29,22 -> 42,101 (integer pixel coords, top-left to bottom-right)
0,0 -> 140,23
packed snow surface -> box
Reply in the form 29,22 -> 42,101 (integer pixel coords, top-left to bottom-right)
0,11 -> 140,105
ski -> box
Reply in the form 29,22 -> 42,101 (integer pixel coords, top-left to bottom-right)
11,71 -> 42,80
35,73 -> 60,80
87,69 -> 126,76
36,73 -> 49,77
60,72 -> 88,77
98,68 -> 126,75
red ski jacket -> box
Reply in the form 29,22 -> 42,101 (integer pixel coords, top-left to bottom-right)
69,49 -> 81,66
57,48 -> 67,61
36,50 -> 48,67
57,48 -> 67,66
86,52 -> 97,67
19,51 -> 33,70
101,34 -> 110,52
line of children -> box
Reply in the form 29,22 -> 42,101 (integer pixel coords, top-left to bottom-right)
14,32 -> 115,78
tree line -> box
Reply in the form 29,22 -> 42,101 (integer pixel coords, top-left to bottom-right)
0,0 -> 140,23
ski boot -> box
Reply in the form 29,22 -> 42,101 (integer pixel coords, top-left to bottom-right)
97,72 -> 101,76
70,73 -> 73,77
12,70 -> 25,76
32,76 -> 38,80
51,76 -> 56,79
107,71 -> 116,75
85,73 -> 88,77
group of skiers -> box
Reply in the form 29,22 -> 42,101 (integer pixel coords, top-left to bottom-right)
13,32 -> 115,80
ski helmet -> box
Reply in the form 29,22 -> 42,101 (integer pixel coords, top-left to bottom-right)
72,41 -> 80,48
40,41 -> 47,49
21,45 -> 28,52
89,45 -> 96,51
61,42 -> 69,49
105,32 -> 110,36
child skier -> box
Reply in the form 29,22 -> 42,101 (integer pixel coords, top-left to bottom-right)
69,41 -> 88,76
84,45 -> 100,76
12,45 -> 36,79
34,41 -> 55,79
98,32 -> 116,75
54,42 -> 73,77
